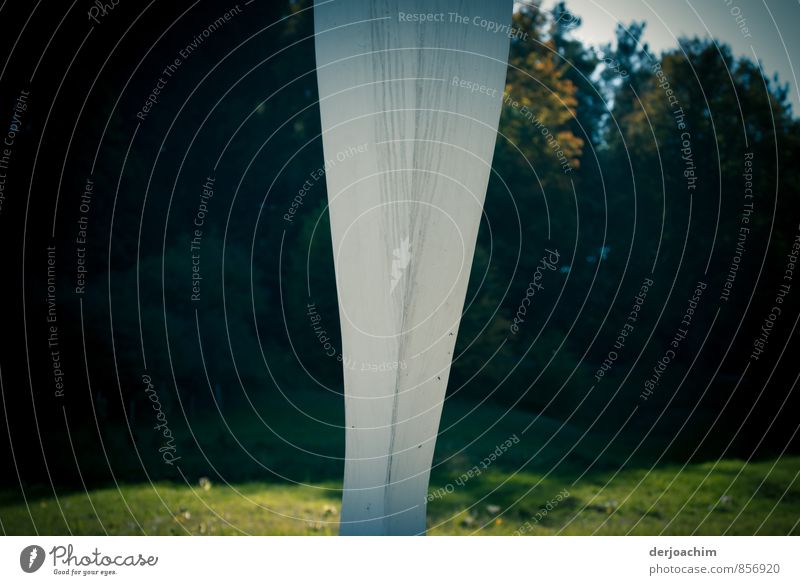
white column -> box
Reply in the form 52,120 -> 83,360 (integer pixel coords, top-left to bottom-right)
314,0 -> 512,535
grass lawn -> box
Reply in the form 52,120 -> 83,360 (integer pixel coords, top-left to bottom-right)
1,457 -> 798,535
2,392 -> 798,535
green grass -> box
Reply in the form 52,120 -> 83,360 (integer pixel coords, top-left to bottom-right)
2,457 -> 798,535
426,457 -> 800,535
2,392 -> 798,535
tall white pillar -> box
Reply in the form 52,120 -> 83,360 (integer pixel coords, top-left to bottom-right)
314,0 -> 512,535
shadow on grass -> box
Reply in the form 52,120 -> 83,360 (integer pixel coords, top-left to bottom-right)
2,393 -> 798,535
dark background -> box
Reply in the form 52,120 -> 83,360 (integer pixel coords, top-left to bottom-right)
0,0 -> 797,519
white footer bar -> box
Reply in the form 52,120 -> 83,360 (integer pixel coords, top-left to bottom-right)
1,536 -> 797,584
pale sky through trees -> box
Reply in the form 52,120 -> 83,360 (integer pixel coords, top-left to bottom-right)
536,0 -> 800,115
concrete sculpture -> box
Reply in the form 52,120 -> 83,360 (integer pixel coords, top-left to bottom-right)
314,0 -> 512,535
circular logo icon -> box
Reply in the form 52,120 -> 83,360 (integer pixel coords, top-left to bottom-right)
19,545 -> 45,573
